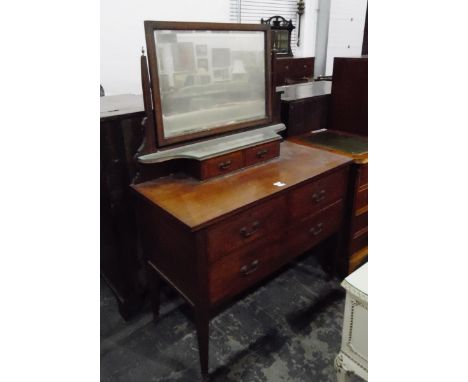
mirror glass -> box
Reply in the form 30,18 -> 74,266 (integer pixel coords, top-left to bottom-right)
154,30 -> 267,139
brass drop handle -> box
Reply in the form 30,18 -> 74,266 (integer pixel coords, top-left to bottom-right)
309,222 -> 324,236
240,221 -> 260,238
312,189 -> 326,203
256,149 -> 269,158
240,259 -> 259,276
218,160 -> 232,170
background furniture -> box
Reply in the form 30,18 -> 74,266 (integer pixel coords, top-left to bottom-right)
100,94 -> 146,320
274,56 -> 314,87
335,262 -> 368,381
290,131 -> 368,275
133,141 -> 352,378
285,56 -> 368,275
278,81 -> 331,137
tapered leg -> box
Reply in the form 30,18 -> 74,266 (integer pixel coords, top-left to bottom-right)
147,264 -> 160,321
195,308 -> 210,379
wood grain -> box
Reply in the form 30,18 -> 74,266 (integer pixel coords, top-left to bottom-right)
132,141 -> 351,230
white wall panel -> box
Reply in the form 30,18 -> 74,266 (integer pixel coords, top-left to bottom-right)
325,0 -> 367,75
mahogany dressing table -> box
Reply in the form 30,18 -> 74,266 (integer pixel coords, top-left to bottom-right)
132,21 -> 352,378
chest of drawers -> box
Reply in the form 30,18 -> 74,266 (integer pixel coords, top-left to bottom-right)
290,131 -> 368,275
132,141 -> 351,378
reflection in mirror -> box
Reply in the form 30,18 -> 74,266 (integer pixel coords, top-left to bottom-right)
154,30 -> 266,138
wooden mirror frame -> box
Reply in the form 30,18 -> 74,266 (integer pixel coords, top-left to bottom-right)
144,21 -> 273,148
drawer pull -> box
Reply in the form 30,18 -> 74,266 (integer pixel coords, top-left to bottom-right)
312,190 -> 326,203
218,160 -> 232,170
240,259 -> 259,276
309,222 -> 324,236
240,221 -> 260,238
256,148 -> 269,158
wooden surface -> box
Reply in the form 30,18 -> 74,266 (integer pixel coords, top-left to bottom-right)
281,94 -> 330,137
289,130 -> 368,163
132,141 -> 351,230
133,140 -> 352,377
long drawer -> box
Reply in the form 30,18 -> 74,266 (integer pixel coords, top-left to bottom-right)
289,169 -> 347,220
285,199 -> 344,260
206,196 -> 287,263
209,237 -> 284,303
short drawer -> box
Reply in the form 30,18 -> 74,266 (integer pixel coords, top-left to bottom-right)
352,210 -> 368,236
244,141 -> 280,167
359,164 -> 368,187
206,196 -> 287,263
350,229 -> 368,254
285,199 -> 344,259
355,186 -> 368,211
209,238 -> 283,304
289,169 -> 347,220
201,151 -> 244,179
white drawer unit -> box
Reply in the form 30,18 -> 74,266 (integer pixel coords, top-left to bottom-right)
335,262 -> 368,381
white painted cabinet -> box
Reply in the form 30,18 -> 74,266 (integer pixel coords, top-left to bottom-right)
335,262 -> 368,381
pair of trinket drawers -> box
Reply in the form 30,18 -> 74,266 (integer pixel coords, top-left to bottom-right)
132,141 -> 352,377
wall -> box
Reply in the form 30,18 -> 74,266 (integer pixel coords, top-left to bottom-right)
294,0 -> 318,59
100,0 -> 230,95
324,0 -> 367,75
100,0 -> 365,94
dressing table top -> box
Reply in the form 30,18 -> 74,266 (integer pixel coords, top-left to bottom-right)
132,141 -> 351,230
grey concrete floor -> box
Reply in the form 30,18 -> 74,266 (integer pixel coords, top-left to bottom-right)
101,255 -> 364,382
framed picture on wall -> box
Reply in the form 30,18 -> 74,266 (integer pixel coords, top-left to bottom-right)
197,58 -> 209,71
171,42 -> 195,72
195,44 -> 207,57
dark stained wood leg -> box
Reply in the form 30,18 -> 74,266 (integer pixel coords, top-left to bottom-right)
195,307 -> 210,379
147,265 -> 160,321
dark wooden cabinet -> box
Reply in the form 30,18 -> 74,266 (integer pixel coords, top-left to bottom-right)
290,133 -> 367,275
100,95 -> 147,320
132,141 -> 351,377
329,57 -> 368,136
281,94 -> 330,136
274,57 -> 314,87
278,81 -> 332,137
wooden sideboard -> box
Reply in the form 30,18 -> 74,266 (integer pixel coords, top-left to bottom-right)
278,81 -> 332,137
132,141 -> 352,378
274,57 -> 314,87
